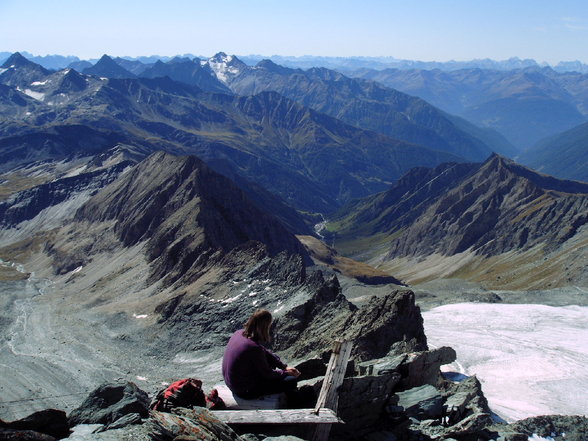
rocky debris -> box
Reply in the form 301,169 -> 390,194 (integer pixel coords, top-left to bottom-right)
440,376 -> 492,426
494,415 -> 588,441
0,409 -> 69,439
68,382 -> 150,426
403,376 -> 493,440
274,283 -> 427,362
147,408 -> 242,441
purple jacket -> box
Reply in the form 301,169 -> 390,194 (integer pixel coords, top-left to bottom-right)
222,329 -> 287,397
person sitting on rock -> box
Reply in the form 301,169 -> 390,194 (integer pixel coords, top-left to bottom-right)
222,308 -> 301,400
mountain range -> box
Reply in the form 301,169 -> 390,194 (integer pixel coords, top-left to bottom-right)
3,51 -> 588,73
518,120 -> 588,183
351,67 -> 588,149
328,154 -> 588,290
1,49 -> 587,439
0,52 -> 479,218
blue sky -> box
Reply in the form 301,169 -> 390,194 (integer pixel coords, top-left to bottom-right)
2,0 -> 588,63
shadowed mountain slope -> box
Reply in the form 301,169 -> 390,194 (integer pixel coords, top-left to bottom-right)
0,52 -> 51,87
519,121 -> 588,183
0,63 -> 461,215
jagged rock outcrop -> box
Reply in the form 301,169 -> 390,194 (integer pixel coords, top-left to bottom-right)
273,281 -> 427,361
334,372 -> 403,438
68,382 -> 150,426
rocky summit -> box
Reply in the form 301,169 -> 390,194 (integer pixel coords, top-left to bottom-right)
0,51 -> 586,441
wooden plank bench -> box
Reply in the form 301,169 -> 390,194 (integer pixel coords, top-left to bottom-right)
212,407 -> 340,424
211,340 -> 352,441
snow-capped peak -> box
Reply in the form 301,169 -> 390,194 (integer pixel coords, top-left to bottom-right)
206,52 -> 247,85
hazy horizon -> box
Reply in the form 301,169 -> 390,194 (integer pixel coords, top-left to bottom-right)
1,0 -> 587,65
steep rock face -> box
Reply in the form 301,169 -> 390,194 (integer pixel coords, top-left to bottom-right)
75,151 -> 309,285
0,125 -> 132,172
331,161 -> 478,238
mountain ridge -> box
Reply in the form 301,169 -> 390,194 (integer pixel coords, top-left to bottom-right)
329,154 -> 588,288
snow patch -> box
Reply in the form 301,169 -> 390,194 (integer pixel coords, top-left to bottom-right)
207,55 -> 242,84
221,293 -> 242,304
31,80 -> 48,86
133,313 -> 148,319
22,89 -> 45,101
71,266 -> 83,274
136,375 -> 148,381
424,303 -> 588,421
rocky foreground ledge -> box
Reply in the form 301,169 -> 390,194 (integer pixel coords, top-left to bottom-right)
1,370 -> 585,441
1,295 -> 585,441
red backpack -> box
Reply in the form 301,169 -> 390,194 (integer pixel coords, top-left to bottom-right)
150,378 -> 205,412
150,378 -> 225,412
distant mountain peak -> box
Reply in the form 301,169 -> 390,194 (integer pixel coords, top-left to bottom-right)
1,52 -> 28,68
1,52 -> 48,73
255,59 -> 297,74
83,54 -> 136,79
207,52 -> 248,84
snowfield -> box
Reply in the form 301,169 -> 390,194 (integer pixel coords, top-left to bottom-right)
423,303 -> 588,422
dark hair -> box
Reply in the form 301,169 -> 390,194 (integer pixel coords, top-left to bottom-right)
243,309 -> 272,343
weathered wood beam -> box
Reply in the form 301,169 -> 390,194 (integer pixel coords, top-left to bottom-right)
211,408 -> 340,424
311,339 -> 353,441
